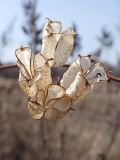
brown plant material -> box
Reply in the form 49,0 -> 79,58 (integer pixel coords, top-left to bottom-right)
0,19 -> 119,120
41,19 -> 75,66
14,19 -> 108,120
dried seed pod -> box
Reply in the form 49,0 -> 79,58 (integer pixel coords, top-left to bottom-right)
54,28 -> 75,66
66,72 -> 91,102
42,20 -> 75,66
60,56 -> 91,90
16,19 -> 108,120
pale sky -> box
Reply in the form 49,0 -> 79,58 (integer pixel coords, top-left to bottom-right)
0,0 -> 120,64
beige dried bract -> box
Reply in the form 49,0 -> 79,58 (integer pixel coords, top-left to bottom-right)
54,28 -> 75,66
16,47 -> 52,99
66,72 -> 91,101
86,63 -> 108,82
60,56 -> 91,90
28,85 -> 72,120
41,19 -> 75,66
16,19 -> 108,120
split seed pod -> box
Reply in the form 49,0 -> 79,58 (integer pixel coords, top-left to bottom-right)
16,19 -> 108,120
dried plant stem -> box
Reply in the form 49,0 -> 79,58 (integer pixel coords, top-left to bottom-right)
63,64 -> 120,82
107,74 -> 120,82
0,63 -> 120,82
0,64 -> 18,69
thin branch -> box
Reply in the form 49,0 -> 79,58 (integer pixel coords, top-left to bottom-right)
63,64 -> 120,82
0,63 -> 120,82
0,64 -> 18,69
107,73 -> 120,82
90,57 -> 120,82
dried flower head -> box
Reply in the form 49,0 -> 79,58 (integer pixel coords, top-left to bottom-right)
16,19 -> 108,120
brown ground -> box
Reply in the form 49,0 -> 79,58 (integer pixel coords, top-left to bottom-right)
0,78 -> 120,160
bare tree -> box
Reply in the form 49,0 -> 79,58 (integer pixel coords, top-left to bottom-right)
93,28 -> 113,58
22,0 -> 42,54
71,22 -> 82,57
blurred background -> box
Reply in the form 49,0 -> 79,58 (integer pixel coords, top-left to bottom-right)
0,0 -> 120,160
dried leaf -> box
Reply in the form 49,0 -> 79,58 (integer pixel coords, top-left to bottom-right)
44,108 -> 68,120
54,28 -> 75,66
35,64 -> 52,91
16,47 -> 33,78
52,95 -> 72,112
66,72 -> 91,101
19,72 -> 32,95
41,20 -> 61,63
34,53 -> 46,70
60,56 -> 91,89
46,84 -> 66,103
48,20 -> 62,33
27,83 -> 37,98
60,57 -> 82,89
33,53 -> 52,91
86,63 -> 108,83
28,102 -> 44,119
36,89 -> 45,106
44,19 -> 62,35
79,56 -> 91,74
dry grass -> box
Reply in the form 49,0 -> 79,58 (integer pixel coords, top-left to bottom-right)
0,78 -> 120,160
